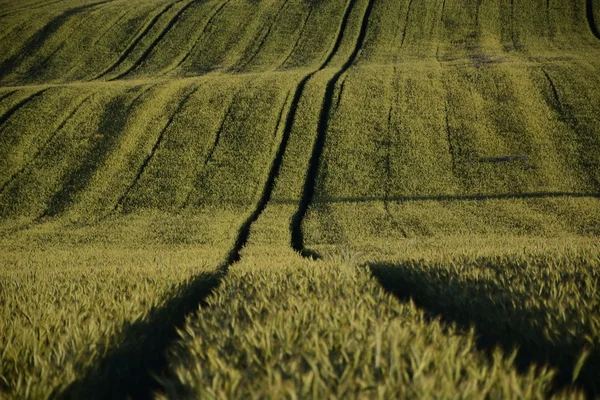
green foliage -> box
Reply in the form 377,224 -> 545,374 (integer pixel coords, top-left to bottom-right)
158,252 -> 585,399
0,0 -> 599,398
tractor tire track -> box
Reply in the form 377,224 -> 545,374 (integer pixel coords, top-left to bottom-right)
166,0 -> 233,75
182,97 -> 237,208
0,0 -> 70,19
90,8 -> 131,46
59,88 -> 290,400
236,0 -> 290,71
586,0 -> 600,40
91,1 -> 181,80
0,89 -> 47,134
541,68 -> 563,115
0,1 -> 110,82
444,99 -> 457,174
0,93 -> 94,195
400,0 -> 414,48
40,85 -> 155,219
110,0 -> 198,80
0,90 -> 17,104
541,67 -> 600,189
382,102 -> 408,238
23,3 -> 111,82
113,86 -> 200,212
291,0 -> 376,254
278,7 -> 314,70
333,74 -> 347,111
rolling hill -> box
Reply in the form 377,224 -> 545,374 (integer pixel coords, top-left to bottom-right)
0,0 -> 599,398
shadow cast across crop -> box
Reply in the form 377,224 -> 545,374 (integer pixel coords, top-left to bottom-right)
58,270 -> 224,400
369,260 -> 600,398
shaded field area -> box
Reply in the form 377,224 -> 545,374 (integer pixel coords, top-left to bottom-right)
1,0 -> 599,398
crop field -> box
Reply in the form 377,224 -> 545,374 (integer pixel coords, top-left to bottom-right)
0,0 -> 599,398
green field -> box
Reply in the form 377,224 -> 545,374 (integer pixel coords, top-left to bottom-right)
0,0 -> 599,398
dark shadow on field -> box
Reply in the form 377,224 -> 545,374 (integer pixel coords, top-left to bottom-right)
276,191 -> 600,205
369,261 -> 600,398
42,92 -> 133,218
0,1 -> 109,82
57,270 -> 224,400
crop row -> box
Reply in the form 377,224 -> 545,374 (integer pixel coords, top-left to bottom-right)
1,0 -> 599,85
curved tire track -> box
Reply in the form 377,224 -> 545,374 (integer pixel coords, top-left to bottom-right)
182,98 -> 237,208
113,86 -> 200,212
235,0 -> 290,71
41,86 -> 155,219
0,1 -> 109,82
0,89 -> 47,134
0,93 -> 94,195
165,0 -> 233,76
290,0 -> 376,254
110,0 -> 198,80
91,1 -> 181,80
278,7 -> 314,70
586,0 -> 600,40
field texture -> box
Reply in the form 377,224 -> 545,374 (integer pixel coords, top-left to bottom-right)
0,0 -> 599,398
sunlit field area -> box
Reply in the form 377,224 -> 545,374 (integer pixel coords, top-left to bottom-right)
1,0 -> 599,398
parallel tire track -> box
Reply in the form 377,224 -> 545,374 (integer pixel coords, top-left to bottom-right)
90,9 -> 131,46
124,10 -> 371,390
166,0 -> 233,75
219,89 -> 292,266
290,0 -> 376,254
540,67 -> 600,188
0,89 -> 47,134
278,7 -> 313,69
0,1 -> 110,82
0,0 -> 69,19
110,0 -> 198,80
182,97 -> 236,208
113,86 -> 200,211
41,85 -> 155,219
236,0 -> 290,71
59,89 -> 292,400
0,93 -> 94,195
0,90 -> 17,104
91,1 -> 181,80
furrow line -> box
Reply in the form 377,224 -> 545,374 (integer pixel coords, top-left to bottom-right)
90,9 -> 131,46
586,0 -> 600,40
91,1 -> 181,81
445,99 -> 457,174
0,1 -> 110,82
236,0 -> 290,71
333,75 -> 347,111
273,191 -> 600,205
0,90 -> 17,105
0,93 -> 93,195
219,89 -> 293,266
110,0 -> 198,81
541,67 -> 563,114
113,87 -> 199,212
278,7 -> 313,69
291,0 -> 376,254
0,88 -> 47,133
40,85 -> 156,219
182,97 -> 236,208
0,0 -> 69,19
400,0 -> 414,48
167,0 -> 233,75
